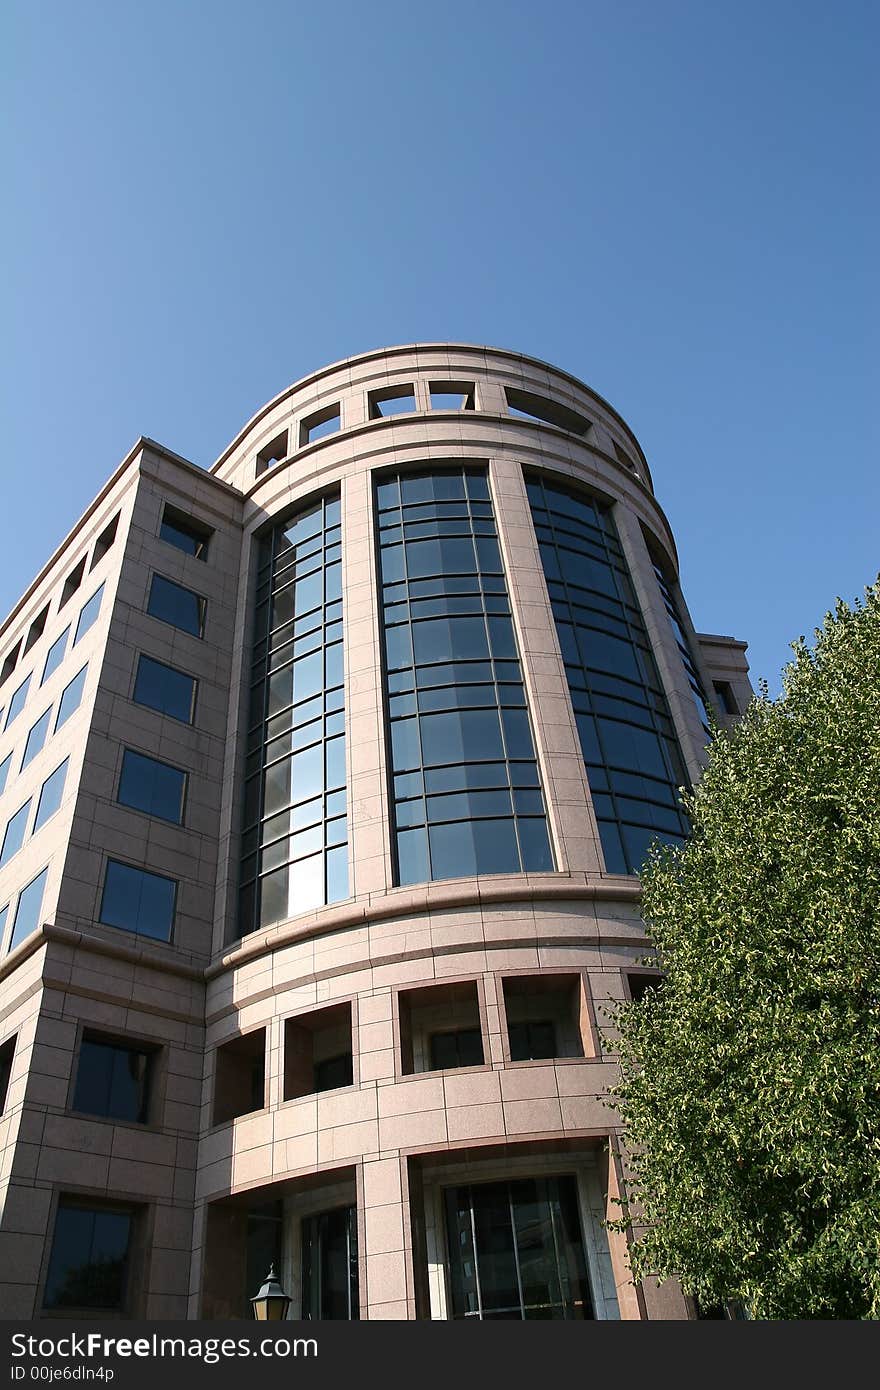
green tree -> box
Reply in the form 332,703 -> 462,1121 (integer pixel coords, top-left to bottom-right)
610,584 -> 880,1319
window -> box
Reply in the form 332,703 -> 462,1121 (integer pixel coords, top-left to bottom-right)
43,1201 -> 136,1311
714,680 -> 737,716
651,557 -> 712,735
239,493 -> 347,937
4,673 -> 31,730
505,388 -> 591,437
133,655 -> 196,723
503,974 -> 587,1061
41,627 -> 70,685
377,467 -> 553,887
147,575 -> 205,638
429,381 -> 475,411
59,557 -> 87,610
0,1034 -> 15,1113
99,860 -> 176,942
627,971 -> 663,1003
8,867 -> 48,953
0,641 -> 21,686
33,760 -> 69,833
613,440 -> 638,474
117,749 -> 186,824
0,753 -> 10,797
398,980 -> 483,1075
0,800 -> 31,869
73,584 -> 104,645
368,385 -> 416,419
255,431 -> 289,477
90,514 -> 119,569
284,1003 -> 353,1100
20,708 -> 52,769
213,1029 -> 266,1125
72,1033 -> 154,1124
301,1206 -> 359,1320
54,665 -> 87,731
527,476 -> 690,875
159,504 -> 212,560
299,404 -> 341,447
24,605 -> 50,653
444,1175 -> 594,1319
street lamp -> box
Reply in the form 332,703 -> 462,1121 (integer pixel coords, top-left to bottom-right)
251,1265 -> 291,1321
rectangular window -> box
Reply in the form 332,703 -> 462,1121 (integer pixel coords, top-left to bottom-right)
284,1003 -> 353,1100
0,753 -> 10,797
33,760 -> 69,833
41,628 -> 70,685
0,800 -> 31,869
117,749 -> 186,824
299,404 -> 341,447
0,1033 -> 15,1113
73,584 -> 105,645
59,557 -> 86,610
398,981 -> 484,1075
43,1201 -> 135,1311
20,708 -> 52,769
429,1028 -> 483,1070
159,504 -> 212,560
133,655 -> 196,724
72,1033 -> 154,1124
444,1175 -> 593,1319
24,605 -> 50,653
508,1019 -> 557,1062
54,665 -> 87,732
503,974 -> 587,1061
4,674 -> 31,730
213,1029 -> 266,1125
1,642 -> 21,685
8,867 -> 48,953
368,385 -> 416,419
301,1206 -> 359,1320
90,514 -> 119,569
99,860 -> 176,942
147,575 -> 205,638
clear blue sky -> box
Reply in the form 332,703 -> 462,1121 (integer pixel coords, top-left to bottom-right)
2,0 -> 877,694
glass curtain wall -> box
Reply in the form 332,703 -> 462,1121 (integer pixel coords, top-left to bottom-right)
239,494 -> 347,935
444,1175 -> 593,1319
526,476 -> 689,875
650,558 -> 714,735
376,466 -> 553,887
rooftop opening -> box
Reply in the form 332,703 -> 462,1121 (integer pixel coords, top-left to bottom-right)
90,513 -> 120,569
369,385 -> 416,419
24,605 -> 50,654
59,557 -> 87,610
505,387 -> 591,437
299,404 -> 341,447
429,381 -> 475,411
256,430 -> 289,477
0,641 -> 21,686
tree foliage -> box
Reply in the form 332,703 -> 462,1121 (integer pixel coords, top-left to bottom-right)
610,583 -> 880,1319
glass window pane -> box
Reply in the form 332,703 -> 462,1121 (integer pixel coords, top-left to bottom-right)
41,628 -> 70,685
0,753 -> 11,797
0,801 -> 31,869
21,708 -> 51,768
147,575 -> 205,637
74,584 -> 104,645
99,861 -> 176,942
118,750 -> 186,824
5,674 -> 31,730
133,656 -> 195,723
44,1204 -> 132,1310
8,867 -> 48,953
34,760 -> 69,832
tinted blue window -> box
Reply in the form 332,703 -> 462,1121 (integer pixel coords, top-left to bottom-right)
8,867 -> 48,952
99,860 -> 176,942
43,1204 -> 132,1310
0,801 -> 31,869
33,760 -> 68,833
117,750 -> 186,824
0,904 -> 8,954
527,475 -> 689,875
0,752 -> 12,797
41,628 -> 70,685
378,467 -> 552,887
54,666 -> 87,731
74,584 -> 104,645
147,575 -> 205,637
160,510 -> 210,559
21,708 -> 52,769
133,656 -> 195,723
4,675 -> 31,730
73,1036 -> 152,1124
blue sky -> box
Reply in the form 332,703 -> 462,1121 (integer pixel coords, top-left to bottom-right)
2,0 -> 877,694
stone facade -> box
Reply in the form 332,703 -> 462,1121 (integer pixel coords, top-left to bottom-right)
0,346 -> 750,1320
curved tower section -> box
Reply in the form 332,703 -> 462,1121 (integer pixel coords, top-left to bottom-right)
197,346 -> 750,1320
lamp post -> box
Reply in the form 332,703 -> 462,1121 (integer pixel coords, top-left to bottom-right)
251,1265 -> 291,1321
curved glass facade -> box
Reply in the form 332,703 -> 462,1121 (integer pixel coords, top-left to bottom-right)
376,466 -> 553,886
526,475 -> 689,875
239,493 -> 347,935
